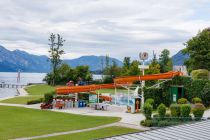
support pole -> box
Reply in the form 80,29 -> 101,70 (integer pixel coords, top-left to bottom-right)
127,87 -> 130,106
115,86 -> 117,105
141,61 -> 145,107
97,90 -> 99,103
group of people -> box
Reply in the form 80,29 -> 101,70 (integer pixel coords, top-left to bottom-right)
52,98 -> 77,109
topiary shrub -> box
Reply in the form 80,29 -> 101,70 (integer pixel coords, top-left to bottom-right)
192,103 -> 205,120
27,98 -> 43,105
143,103 -> 153,120
44,92 -> 54,104
191,69 -> 209,80
178,98 -> 188,104
145,98 -> 154,107
192,97 -> 202,104
157,103 -> 166,118
180,104 -> 191,118
170,104 -> 181,117
140,119 -> 153,127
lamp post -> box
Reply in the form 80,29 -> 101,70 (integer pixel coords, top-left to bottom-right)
139,52 -> 149,107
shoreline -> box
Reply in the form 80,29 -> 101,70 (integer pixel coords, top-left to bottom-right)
0,87 -> 28,101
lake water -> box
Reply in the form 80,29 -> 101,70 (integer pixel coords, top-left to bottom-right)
0,72 -> 102,98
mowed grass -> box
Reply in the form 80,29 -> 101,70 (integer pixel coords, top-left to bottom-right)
0,106 -> 120,140
37,126 -> 140,140
0,95 -> 43,104
25,85 -> 55,95
96,88 -> 128,94
0,85 -> 55,104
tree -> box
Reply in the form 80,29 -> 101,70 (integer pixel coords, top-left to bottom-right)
183,28 -> 210,72
145,52 -> 161,86
129,60 -> 140,76
159,49 -> 172,73
73,66 -> 92,83
122,57 -> 131,76
48,33 -> 65,85
104,55 -> 110,75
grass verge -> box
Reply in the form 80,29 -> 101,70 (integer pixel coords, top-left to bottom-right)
0,95 -> 43,104
36,126 -> 140,140
0,106 -> 120,140
25,85 -> 55,95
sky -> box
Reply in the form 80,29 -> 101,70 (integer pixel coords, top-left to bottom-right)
0,0 -> 210,60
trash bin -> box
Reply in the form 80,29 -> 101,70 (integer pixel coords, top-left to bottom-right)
79,101 -> 82,107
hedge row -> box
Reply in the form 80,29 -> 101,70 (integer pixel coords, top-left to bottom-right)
142,76 -> 210,107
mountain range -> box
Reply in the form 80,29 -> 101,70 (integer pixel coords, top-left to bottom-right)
171,50 -> 189,65
0,45 -> 122,72
0,45 -> 188,72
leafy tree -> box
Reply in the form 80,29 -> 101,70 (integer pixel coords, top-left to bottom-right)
183,28 -> 210,72
145,52 -> 161,86
74,66 -> 92,83
159,49 -> 172,73
129,60 -> 140,76
146,52 -> 160,75
48,33 -> 65,85
122,57 -> 131,76
104,55 -> 110,75
103,59 -> 121,83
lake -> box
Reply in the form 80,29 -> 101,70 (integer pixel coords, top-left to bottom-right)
0,72 -> 102,98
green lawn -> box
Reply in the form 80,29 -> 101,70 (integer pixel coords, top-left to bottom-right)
96,88 -> 128,94
37,126 -> 140,140
0,106 -> 120,140
0,85 -> 56,104
0,95 -> 43,104
25,85 -> 55,95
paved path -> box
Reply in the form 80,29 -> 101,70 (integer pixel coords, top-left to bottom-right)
17,88 -> 28,96
13,123 -> 120,140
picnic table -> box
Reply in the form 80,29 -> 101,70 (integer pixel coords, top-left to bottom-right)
90,103 -> 109,110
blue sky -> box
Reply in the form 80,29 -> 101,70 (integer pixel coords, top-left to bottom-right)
0,0 -> 209,60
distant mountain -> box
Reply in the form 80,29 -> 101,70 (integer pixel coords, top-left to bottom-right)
0,45 -> 50,72
0,45 -> 122,72
64,55 -> 123,71
172,50 -> 189,66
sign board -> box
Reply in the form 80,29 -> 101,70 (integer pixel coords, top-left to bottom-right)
139,52 -> 149,60
173,94 -> 176,102
138,65 -> 149,69
89,94 -> 97,103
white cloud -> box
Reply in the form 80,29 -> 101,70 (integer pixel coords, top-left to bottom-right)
0,0 -> 209,60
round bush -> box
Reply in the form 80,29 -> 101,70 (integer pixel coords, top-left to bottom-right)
193,103 -> 205,120
145,98 -> 154,106
143,103 -> 153,120
178,98 -> 188,104
192,97 -> 202,104
180,104 -> 191,118
140,119 -> 154,127
191,69 -> 209,80
158,103 -> 166,118
170,104 -> 181,117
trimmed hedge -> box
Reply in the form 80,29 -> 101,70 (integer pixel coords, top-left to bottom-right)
143,103 -> 152,120
157,103 -> 166,118
181,104 -> 191,118
145,98 -> 154,107
192,103 -> 205,120
178,98 -> 188,104
192,97 -> 202,104
191,69 -> 209,80
27,98 -> 43,105
141,76 -> 210,107
140,119 -> 153,127
170,104 -> 180,117
143,88 -> 170,108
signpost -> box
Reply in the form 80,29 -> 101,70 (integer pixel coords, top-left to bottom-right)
139,52 -> 149,107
